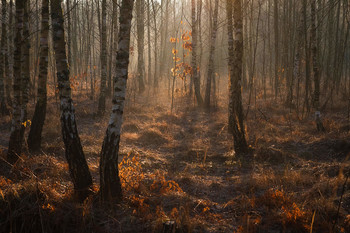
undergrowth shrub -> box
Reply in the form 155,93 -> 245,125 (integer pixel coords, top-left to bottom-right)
119,151 -> 191,231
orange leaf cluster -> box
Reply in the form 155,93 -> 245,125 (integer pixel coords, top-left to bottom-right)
119,152 -> 184,221
182,41 -> 192,51
149,171 -> 183,194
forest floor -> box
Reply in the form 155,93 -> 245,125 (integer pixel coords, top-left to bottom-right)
0,88 -> 350,233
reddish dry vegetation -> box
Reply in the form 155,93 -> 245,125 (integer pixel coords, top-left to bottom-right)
0,91 -> 350,233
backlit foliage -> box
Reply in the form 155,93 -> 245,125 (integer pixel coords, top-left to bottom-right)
119,151 -> 184,221
170,31 -> 194,82
119,151 -> 144,191
263,188 -> 308,227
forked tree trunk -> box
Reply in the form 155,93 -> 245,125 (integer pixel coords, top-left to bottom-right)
100,0 -> 135,203
98,0 -> 107,114
311,0 -> 325,131
226,0 -> 248,155
204,0 -> 219,108
0,0 -> 9,115
50,0 -> 93,200
27,0 -> 49,152
136,0 -> 145,93
191,0 -> 203,106
7,0 -> 25,164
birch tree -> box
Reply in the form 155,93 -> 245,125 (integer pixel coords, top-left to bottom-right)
311,0 -> 325,131
27,0 -> 49,151
98,0 -> 107,114
204,0 -> 219,108
290,2 -> 304,109
151,0 -> 159,89
191,0 -> 203,106
7,0 -> 26,164
226,0 -> 248,155
20,0 -> 30,137
274,0 -> 279,99
66,0 -> 72,74
100,0 -> 135,203
50,0 -> 93,200
7,0 -> 30,163
6,0 -> 13,108
147,0 -> 152,87
0,0 -> 9,115
136,0 -> 146,93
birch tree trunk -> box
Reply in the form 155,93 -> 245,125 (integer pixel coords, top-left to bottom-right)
290,2 -> 304,108
98,0 -> 107,114
66,0 -> 72,72
136,0 -> 145,93
5,0 -> 15,106
159,0 -> 169,80
151,0 -> 158,90
6,0 -> 13,108
4,2 -> 11,109
50,0 -> 93,200
204,0 -> 219,108
100,0 -> 135,203
274,0 -> 279,99
197,0 -> 203,71
20,0 -> 30,149
27,0 -> 49,151
191,0 -> 203,106
147,0 -> 152,86
311,0 -> 325,131
226,0 -> 248,155
112,0 -> 119,96
304,0 -> 311,113
7,0 -> 25,164
0,0 -> 9,115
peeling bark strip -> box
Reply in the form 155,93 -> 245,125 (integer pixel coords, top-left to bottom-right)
191,0 -> 203,106
28,0 -> 49,151
100,0 -> 135,203
8,0 -> 25,164
50,0 -> 93,200
98,0 -> 107,114
0,0 -> 9,115
226,0 -> 248,155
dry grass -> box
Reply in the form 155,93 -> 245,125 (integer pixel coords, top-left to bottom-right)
0,88 -> 350,233
137,128 -> 169,146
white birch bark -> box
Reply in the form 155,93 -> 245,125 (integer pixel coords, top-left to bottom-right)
100,0 -> 135,203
